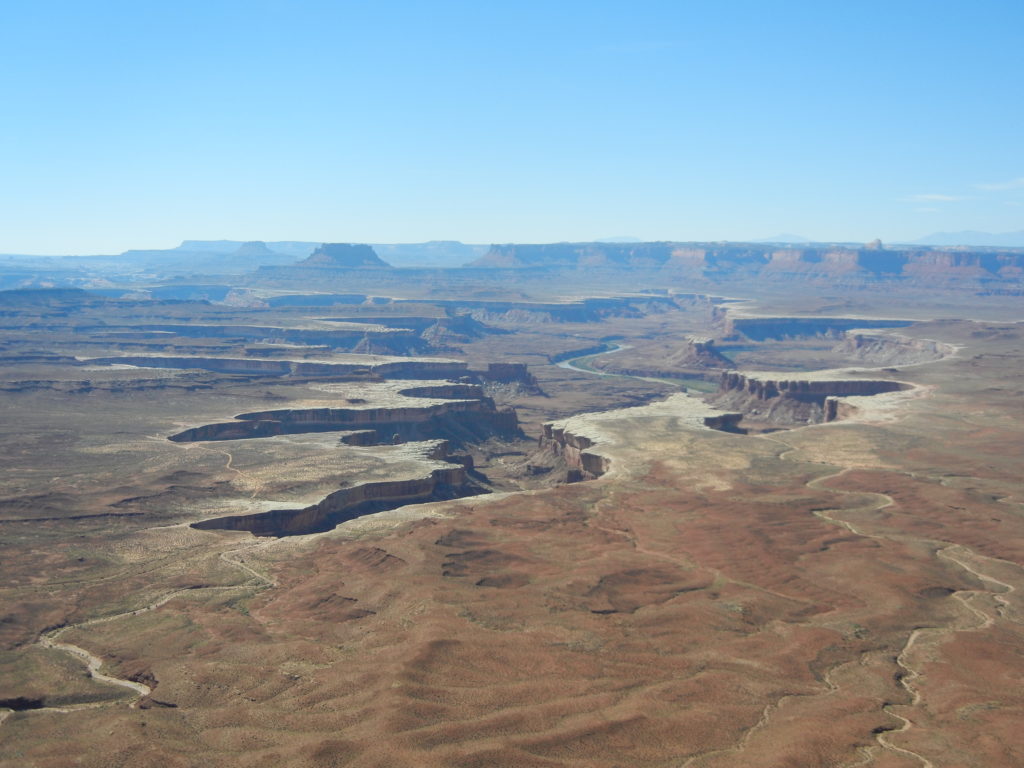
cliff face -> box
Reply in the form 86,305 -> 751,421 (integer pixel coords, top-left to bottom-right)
419,315 -> 490,347
719,372 -> 906,400
192,465 -> 474,537
538,424 -> 611,481
834,332 -> 957,365
714,372 -> 908,425
478,363 -> 537,385
536,404 -> 745,481
169,398 -> 521,445
404,296 -> 678,324
467,242 -> 1024,288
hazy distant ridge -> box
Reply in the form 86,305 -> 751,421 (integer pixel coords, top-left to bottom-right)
909,230 -> 1024,247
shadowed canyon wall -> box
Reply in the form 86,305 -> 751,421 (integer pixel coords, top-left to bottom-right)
191,465 -> 473,537
715,372 -> 909,425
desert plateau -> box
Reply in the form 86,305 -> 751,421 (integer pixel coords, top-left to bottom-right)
4,3 -> 1023,764
0,240 -> 1021,767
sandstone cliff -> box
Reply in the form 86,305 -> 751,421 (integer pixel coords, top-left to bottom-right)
192,464 -> 474,537
538,424 -> 611,481
169,395 -> 521,445
834,332 -> 957,365
714,371 -> 909,425
537,398 -> 745,481
467,242 -> 1024,289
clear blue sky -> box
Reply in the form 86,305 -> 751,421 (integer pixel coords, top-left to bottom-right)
2,0 -> 1022,253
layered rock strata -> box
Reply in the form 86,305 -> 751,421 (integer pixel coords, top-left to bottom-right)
468,242 -> 1024,288
538,424 -> 611,481
715,371 -> 909,425
835,332 -> 957,365
538,394 -> 745,480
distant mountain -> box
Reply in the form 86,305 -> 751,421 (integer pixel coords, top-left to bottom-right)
174,239 -> 488,266
232,241 -> 280,259
175,240 -> 319,258
752,233 -> 812,244
909,230 -> 1024,247
119,240 -> 298,274
298,243 -> 392,269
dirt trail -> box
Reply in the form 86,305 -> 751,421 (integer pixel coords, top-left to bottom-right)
7,538 -> 277,725
188,442 -> 265,498
749,433 -> 1016,768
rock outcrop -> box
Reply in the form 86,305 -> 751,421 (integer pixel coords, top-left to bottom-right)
834,332 -> 957,365
478,363 -> 538,386
538,424 -> 611,482
298,244 -> 392,269
192,464 -> 475,537
418,314 -> 491,348
536,400 -> 745,480
714,371 -> 909,425
664,337 -> 732,369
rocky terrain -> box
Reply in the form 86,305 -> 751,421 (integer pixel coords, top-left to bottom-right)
0,274 -> 1021,767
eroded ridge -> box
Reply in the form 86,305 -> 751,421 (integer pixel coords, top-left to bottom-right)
714,371 -> 911,425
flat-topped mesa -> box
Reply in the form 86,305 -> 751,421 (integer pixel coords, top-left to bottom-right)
716,371 -> 909,425
298,243 -> 392,269
233,241 -> 280,259
467,242 -> 1024,289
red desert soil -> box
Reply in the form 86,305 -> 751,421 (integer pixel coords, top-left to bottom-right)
1,319 -> 1022,767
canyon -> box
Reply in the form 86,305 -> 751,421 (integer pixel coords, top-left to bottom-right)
0,254 -> 1021,768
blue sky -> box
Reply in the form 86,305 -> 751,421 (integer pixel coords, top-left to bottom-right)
1,0 -> 1022,253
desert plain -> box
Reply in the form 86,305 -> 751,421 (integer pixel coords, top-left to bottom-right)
0,242 -> 1022,767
